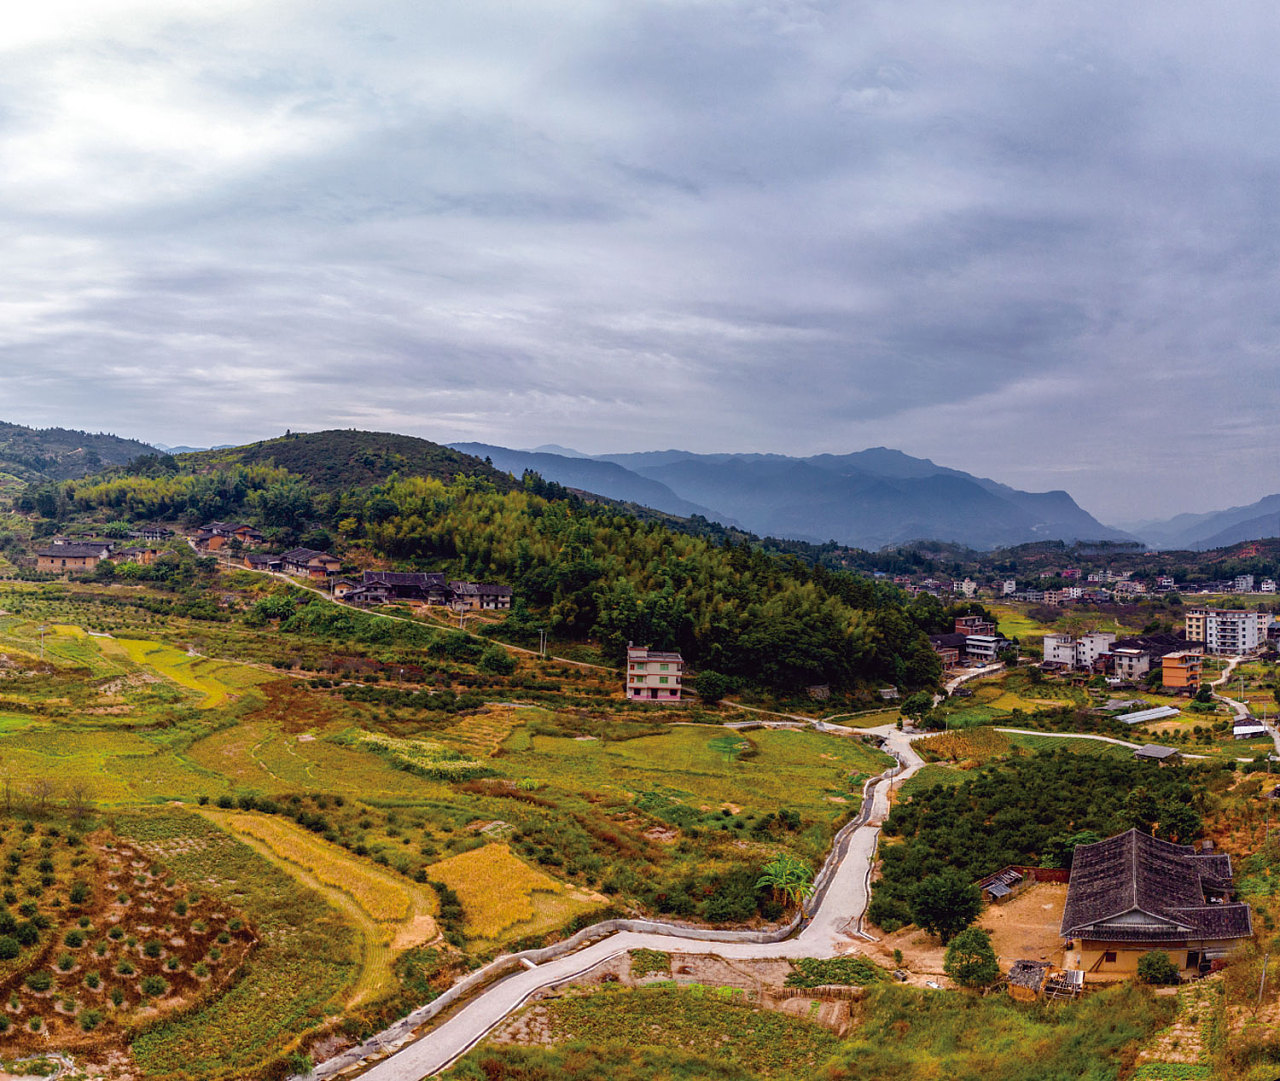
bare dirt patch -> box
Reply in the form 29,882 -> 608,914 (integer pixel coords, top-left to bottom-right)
869,882 -> 1066,978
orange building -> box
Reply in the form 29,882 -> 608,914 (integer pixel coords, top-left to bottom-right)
1162,650 -> 1204,691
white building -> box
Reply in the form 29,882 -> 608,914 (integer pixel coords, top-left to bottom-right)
1043,632 -> 1117,670
1234,575 -> 1256,594
965,635 -> 1009,663
1204,610 -> 1261,655
1110,647 -> 1151,681
625,646 -> 684,702
1261,579 -> 1276,594
1002,579 -> 1017,596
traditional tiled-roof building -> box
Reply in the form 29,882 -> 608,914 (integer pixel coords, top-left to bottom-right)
1061,830 -> 1251,981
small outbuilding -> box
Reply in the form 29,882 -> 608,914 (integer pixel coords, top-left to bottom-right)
1006,959 -> 1051,1002
1134,744 -> 1182,765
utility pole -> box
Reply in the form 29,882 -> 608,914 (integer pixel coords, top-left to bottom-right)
37,624 -> 46,661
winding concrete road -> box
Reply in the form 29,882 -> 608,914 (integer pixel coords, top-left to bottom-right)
337,725 -> 926,1081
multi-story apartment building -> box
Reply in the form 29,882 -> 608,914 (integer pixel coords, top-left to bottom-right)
625,646 -> 684,702
1186,608 -> 1269,654
1234,575 -> 1256,594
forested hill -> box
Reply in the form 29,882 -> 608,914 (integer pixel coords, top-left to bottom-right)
178,430 -> 516,492
20,442 -> 947,698
0,420 -> 155,487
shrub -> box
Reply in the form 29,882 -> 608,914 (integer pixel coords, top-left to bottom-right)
57,953 -> 74,971
108,926 -> 124,940
64,930 -> 84,948
109,987 -> 124,1006
194,962 -> 209,978
68,881 -> 89,905
1137,950 -> 1180,985
14,922 -> 37,947
116,960 -> 135,976
84,971 -> 101,990
143,940 -> 162,959
80,1008 -> 101,1031
28,1016 -> 41,1031
25,971 -> 51,992
0,935 -> 18,960
217,931 -> 230,944
140,975 -> 167,997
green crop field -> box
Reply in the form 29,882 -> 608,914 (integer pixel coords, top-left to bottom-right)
0,577 -> 913,1076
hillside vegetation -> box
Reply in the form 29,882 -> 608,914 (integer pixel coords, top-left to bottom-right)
0,420 -> 154,489
19,431 -> 943,696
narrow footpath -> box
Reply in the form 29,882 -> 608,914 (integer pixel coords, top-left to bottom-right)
311,724 -> 926,1081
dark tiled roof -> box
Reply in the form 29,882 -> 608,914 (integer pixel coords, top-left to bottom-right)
929,633 -> 968,650
1007,959 -> 1050,989
364,571 -> 446,588
1061,830 -> 1251,943
37,545 -> 107,559
282,548 -> 337,563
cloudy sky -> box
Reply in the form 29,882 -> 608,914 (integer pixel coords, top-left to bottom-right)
2,1 -> 1278,523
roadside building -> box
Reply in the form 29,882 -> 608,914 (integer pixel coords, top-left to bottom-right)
626,646 -> 684,702
964,634 -> 1010,664
281,548 -> 342,579
1061,830 -> 1251,981
1133,744 -> 1182,765
928,633 -> 966,669
955,614 -> 996,636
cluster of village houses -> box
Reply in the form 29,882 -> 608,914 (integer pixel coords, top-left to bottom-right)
899,565 -> 1277,606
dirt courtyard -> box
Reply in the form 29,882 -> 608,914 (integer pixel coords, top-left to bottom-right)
868,882 -> 1067,978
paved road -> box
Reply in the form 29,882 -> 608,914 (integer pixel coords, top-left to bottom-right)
346,726 -> 926,1081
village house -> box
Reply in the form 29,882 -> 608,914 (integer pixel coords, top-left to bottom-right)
281,548 -> 343,580
115,546 -> 165,566
243,553 -> 284,573
1061,830 -> 1251,981
448,581 -> 514,611
626,645 -> 684,702
361,571 -> 451,605
129,526 -> 174,543
35,543 -> 110,573
193,522 -> 265,552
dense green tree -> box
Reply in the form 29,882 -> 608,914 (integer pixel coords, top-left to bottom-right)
910,871 -> 982,944
943,927 -> 999,988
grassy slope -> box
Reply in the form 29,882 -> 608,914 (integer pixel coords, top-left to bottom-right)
446,983 -> 1173,1081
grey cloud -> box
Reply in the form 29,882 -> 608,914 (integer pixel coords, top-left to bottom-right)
2,1 -> 1280,522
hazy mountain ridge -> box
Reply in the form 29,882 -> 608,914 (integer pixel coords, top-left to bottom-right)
454,442 -> 1130,551
451,443 -> 726,521
1135,493 -> 1280,550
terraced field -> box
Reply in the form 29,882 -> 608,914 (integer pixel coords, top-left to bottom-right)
200,810 -> 439,1007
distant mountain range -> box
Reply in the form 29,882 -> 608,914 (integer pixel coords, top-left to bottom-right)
452,443 -> 1131,551
1129,494 -> 1280,551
